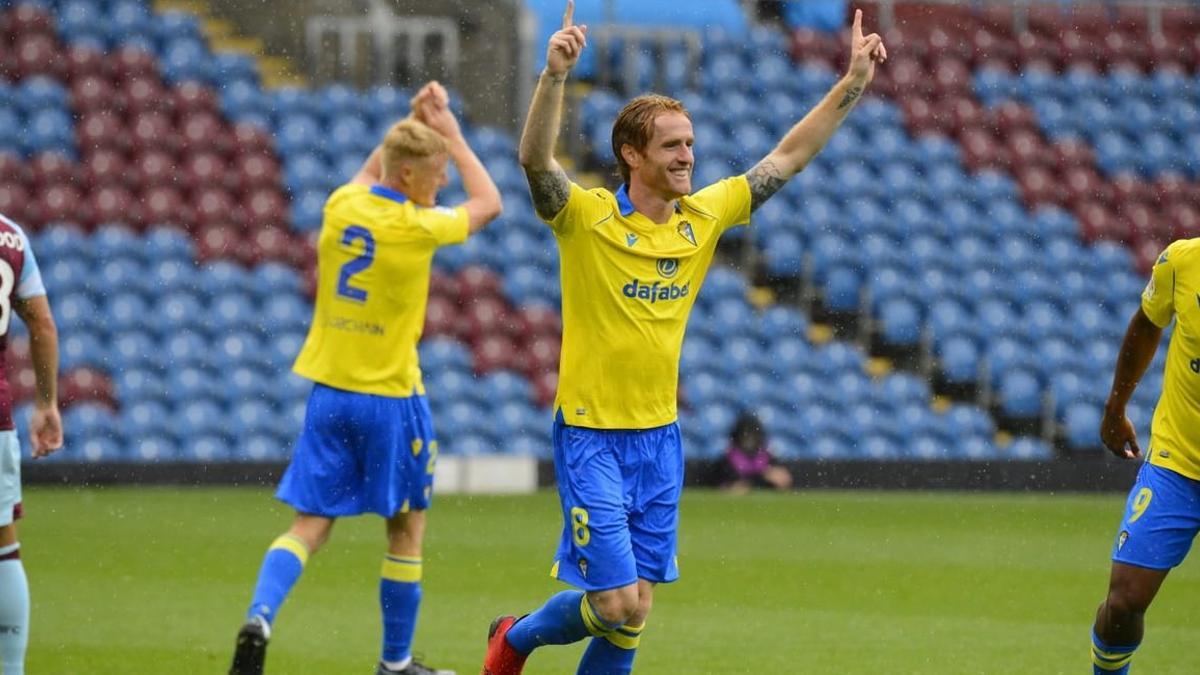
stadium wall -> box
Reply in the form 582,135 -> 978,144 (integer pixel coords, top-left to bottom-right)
204,0 -> 530,128
24,458 -> 1141,493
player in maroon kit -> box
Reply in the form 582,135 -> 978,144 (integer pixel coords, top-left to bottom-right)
0,212 -> 63,675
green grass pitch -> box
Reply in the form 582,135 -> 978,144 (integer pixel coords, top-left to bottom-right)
15,487 -> 1200,674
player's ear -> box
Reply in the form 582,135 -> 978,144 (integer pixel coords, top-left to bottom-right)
620,143 -> 641,172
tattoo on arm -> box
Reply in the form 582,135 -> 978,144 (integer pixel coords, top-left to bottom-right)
526,166 -> 572,221
836,85 -> 863,111
747,158 -> 787,212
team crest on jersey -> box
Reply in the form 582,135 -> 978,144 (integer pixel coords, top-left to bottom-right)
1159,251 -> 1169,264
677,221 -> 697,246
657,258 -> 679,278
626,233 -> 638,247
1144,277 -> 1156,300
1117,530 -> 1129,551
578,558 -> 588,578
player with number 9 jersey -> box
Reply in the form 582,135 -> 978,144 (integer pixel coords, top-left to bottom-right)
229,82 -> 501,675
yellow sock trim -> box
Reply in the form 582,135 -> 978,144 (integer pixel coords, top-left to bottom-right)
1092,645 -> 1134,671
604,621 -> 644,650
580,596 -> 613,637
269,534 -> 309,566
381,555 -> 423,582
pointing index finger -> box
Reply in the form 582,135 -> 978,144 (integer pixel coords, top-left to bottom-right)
563,0 -> 574,29
852,8 -> 863,41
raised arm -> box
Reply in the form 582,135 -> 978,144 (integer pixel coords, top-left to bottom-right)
415,82 -> 503,233
14,295 -> 62,458
1100,308 -> 1164,460
518,0 -> 587,221
746,9 -> 887,211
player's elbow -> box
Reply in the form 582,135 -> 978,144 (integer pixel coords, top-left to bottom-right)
468,197 -> 503,231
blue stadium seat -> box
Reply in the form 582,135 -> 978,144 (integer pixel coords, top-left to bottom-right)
1008,437 -> 1054,460
998,369 -> 1044,419
115,367 -> 166,405
241,433 -> 290,461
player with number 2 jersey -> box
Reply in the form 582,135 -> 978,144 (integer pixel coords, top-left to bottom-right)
229,82 -> 501,675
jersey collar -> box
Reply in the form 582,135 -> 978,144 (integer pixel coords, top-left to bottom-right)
615,184 -> 683,219
370,184 -> 409,204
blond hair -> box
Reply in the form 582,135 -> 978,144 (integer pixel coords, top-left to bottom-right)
611,94 -> 690,184
381,118 -> 448,179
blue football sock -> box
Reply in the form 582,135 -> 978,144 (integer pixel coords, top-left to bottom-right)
246,534 -> 309,625
577,621 -> 643,675
380,554 -> 423,663
0,543 -> 29,675
1092,630 -> 1139,674
506,591 -> 622,655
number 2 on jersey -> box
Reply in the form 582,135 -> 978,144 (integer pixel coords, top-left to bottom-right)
337,226 -> 375,302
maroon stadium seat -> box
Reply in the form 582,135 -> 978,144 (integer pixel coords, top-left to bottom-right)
76,111 -> 127,156
30,152 -> 81,189
60,368 -> 117,409
130,113 -> 180,156
192,187 -> 239,228
472,334 -> 519,374
1051,139 -> 1096,172
522,334 -> 560,378
532,370 -> 558,408
133,150 -> 178,191
178,113 -> 232,157
515,304 -> 561,338
242,188 -> 288,229
231,123 -> 276,155
456,265 -> 504,303
429,269 -> 462,302
88,185 -> 141,228
140,185 -> 191,230
1017,165 -> 1067,207
65,45 -> 109,82
35,184 -> 85,229
0,153 -> 29,187
183,153 -> 229,192
123,77 -> 172,117
243,225 -> 292,265
1006,129 -> 1053,170
0,183 -> 30,224
4,4 -> 55,40
993,100 -> 1037,136
931,57 -> 972,97
82,148 -> 131,189
111,46 -> 159,83
1111,174 -> 1157,205
71,75 -> 124,115
231,153 -> 281,193
195,223 -> 243,262
1077,201 -> 1127,244
172,81 -> 220,116
1063,167 -> 1113,209
458,296 -> 513,342
1168,203 -> 1200,240
422,295 -> 458,338
13,32 -> 65,80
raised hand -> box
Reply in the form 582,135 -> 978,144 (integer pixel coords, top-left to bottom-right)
847,8 -> 887,85
1100,409 -> 1142,460
546,0 -> 588,77
413,81 -> 462,141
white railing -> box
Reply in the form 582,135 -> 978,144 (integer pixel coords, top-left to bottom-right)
305,0 -> 460,87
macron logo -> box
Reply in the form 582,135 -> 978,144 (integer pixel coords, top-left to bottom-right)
622,279 -> 690,303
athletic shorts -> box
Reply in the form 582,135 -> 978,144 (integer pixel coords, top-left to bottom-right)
0,431 -> 22,527
276,383 -> 438,518
1111,462 -> 1200,570
550,410 -> 684,591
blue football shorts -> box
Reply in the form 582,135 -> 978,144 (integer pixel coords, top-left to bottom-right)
276,383 -> 438,518
550,410 -> 684,591
0,431 -> 20,527
1111,462 -> 1200,570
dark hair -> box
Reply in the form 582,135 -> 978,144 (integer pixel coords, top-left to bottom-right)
730,412 -> 765,448
610,94 -> 690,184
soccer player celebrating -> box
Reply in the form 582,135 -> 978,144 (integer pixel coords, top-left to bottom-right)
229,82 -> 501,675
482,4 -> 885,673
0,212 -> 64,675
1091,239 -> 1200,675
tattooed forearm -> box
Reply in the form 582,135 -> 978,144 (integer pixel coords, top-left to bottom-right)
526,166 -> 571,220
836,85 -> 863,110
747,158 -> 787,212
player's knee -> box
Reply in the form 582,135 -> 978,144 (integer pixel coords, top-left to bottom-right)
1104,586 -> 1151,622
628,588 -> 653,626
588,585 -> 640,626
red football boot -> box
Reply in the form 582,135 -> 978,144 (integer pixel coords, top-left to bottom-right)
481,615 -> 527,675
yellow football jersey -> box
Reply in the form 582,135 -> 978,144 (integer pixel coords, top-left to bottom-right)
292,184 -> 468,396
1141,238 -> 1200,479
546,177 -> 752,429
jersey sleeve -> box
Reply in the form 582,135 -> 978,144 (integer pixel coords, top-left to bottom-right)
690,175 -> 752,232
1141,241 -> 1184,328
546,182 -> 609,237
14,225 -> 44,300
417,205 -> 470,246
